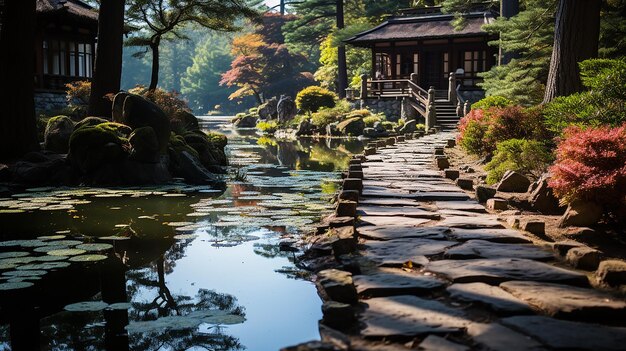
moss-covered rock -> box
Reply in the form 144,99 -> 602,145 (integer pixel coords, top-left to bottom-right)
171,110 -> 200,133
232,114 -> 258,128
169,133 -> 200,160
68,123 -> 128,173
44,115 -> 75,154
129,126 -> 159,163
74,116 -> 109,131
112,92 -> 171,153
96,122 -> 132,139
182,131 -> 228,170
337,117 -> 365,137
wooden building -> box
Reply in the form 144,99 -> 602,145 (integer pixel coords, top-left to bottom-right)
34,0 -> 98,111
346,8 -> 498,92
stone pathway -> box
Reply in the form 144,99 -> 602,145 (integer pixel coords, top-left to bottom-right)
302,132 -> 626,351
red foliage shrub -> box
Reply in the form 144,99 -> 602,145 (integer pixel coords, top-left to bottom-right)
484,106 -> 550,152
548,124 -> 626,207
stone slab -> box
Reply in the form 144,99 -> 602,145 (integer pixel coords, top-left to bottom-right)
435,201 -> 486,213
444,240 -> 554,261
353,269 -> 446,297
447,228 -> 531,243
426,258 -> 589,286
500,280 -> 626,321
357,226 -> 449,241
360,295 -> 470,338
438,216 -> 505,229
446,283 -> 533,315
501,316 -> 626,351
359,216 -> 432,227
467,323 -> 546,351
418,335 -> 469,351
362,239 -> 457,267
357,206 -> 439,219
412,192 -> 471,201
359,198 -> 421,207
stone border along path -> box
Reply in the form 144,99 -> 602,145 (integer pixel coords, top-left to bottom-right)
285,131 -> 626,351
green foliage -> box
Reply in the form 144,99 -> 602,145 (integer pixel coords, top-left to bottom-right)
296,86 -> 337,113
485,139 -> 553,184
459,118 -> 490,155
204,131 -> 228,148
381,121 -> 395,131
256,120 -> 278,133
128,85 -> 191,118
310,100 -> 351,127
471,96 -> 513,110
543,57 -> 626,135
415,123 -> 426,132
479,0 -> 556,105
363,115 -> 383,127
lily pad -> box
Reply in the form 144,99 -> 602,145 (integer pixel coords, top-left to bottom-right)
75,244 -> 113,252
47,249 -> 86,256
0,262 -> 17,270
37,235 -> 67,240
166,222 -> 195,227
0,281 -> 34,291
98,236 -> 131,241
40,204 -> 74,211
34,245 -> 68,253
64,301 -> 109,312
17,240 -> 49,248
0,257 -> 37,265
0,252 -> 29,259
69,254 -> 107,262
48,240 -> 82,246
173,234 -> 198,240
0,209 -> 25,214
3,270 -> 48,277
17,262 -> 71,270
106,302 -> 132,311
126,309 -> 245,334
35,255 -> 69,262
162,194 -> 187,197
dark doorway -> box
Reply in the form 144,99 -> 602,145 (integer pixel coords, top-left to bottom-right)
421,51 -> 443,88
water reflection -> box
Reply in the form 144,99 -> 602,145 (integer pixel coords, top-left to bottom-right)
0,118 -> 365,350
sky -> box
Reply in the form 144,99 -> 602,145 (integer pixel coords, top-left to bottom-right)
264,0 -> 281,10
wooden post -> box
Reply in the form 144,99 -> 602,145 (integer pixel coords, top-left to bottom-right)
463,101 -> 470,116
456,101 -> 463,117
448,72 -> 457,105
360,74 -> 368,99
410,73 -> 419,85
427,87 -> 436,129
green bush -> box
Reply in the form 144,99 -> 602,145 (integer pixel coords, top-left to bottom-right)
310,100 -> 351,127
295,86 -> 337,113
485,139 -> 553,185
471,95 -> 513,110
543,57 -> 626,135
256,120 -> 278,133
363,115 -> 382,127
381,121 -> 395,131
415,123 -> 426,132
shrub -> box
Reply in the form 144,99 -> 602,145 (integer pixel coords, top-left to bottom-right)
65,81 -> 92,118
381,121 -> 395,131
415,123 -> 426,132
471,95 -> 513,110
363,115 -> 383,127
256,120 -> 278,133
310,100 -> 351,127
129,85 -> 191,118
543,57 -> 626,135
457,109 -> 491,155
295,86 -> 337,113
483,106 -> 551,154
485,139 -> 553,184
548,125 -> 626,208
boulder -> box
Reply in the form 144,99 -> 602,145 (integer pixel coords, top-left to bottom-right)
113,92 -> 171,153
277,95 -> 297,123
111,91 -> 129,122
258,97 -> 278,120
129,126 -> 159,163
435,156 -> 450,170
558,200 -> 603,228
68,123 -> 127,174
445,170 -> 460,181
170,150 -> 224,186
296,118 -> 315,136
596,260 -> 626,286
337,117 -> 365,136
232,114 -> 258,128
530,174 -> 565,214
566,247 -> 602,270
476,185 -> 497,203
496,171 -> 531,193
10,153 -> 72,185
0,164 -> 10,182
399,120 -> 417,133
317,269 -> 358,304
373,121 -> 385,133
456,178 -> 474,190
74,116 -> 109,131
487,198 -> 508,211
182,131 -> 227,172
520,220 -> 545,235
170,110 -> 199,132
44,115 -> 75,154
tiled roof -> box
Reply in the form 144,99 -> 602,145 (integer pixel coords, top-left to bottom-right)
346,12 -> 495,46
36,0 -> 98,22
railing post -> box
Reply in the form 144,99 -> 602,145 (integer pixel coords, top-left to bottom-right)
463,101 -> 470,116
448,72 -> 457,105
426,86 -> 436,129
410,73 -> 419,85
360,74 -> 368,99
456,101 -> 463,117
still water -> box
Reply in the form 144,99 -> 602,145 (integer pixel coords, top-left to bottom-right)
0,117 -> 365,351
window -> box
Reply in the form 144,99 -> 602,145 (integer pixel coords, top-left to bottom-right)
43,39 -> 93,78
413,53 -> 419,75
460,50 -> 486,87
375,53 -> 392,79
443,52 -> 449,76
396,54 -> 401,76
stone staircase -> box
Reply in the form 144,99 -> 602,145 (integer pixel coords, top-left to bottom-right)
434,99 -> 460,130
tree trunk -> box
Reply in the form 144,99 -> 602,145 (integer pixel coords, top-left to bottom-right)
0,0 -> 39,161
149,40 -> 160,91
336,0 -> 347,98
88,0 -> 126,118
543,0 -> 601,103
280,0 -> 285,15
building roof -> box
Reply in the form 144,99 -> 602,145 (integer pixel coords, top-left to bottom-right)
36,0 -> 98,23
346,12 -> 495,47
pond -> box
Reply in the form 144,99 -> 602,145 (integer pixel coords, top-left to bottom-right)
0,117 -> 365,351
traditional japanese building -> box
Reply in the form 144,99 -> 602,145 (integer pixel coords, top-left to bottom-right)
34,0 -> 98,111
345,6 -> 499,129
